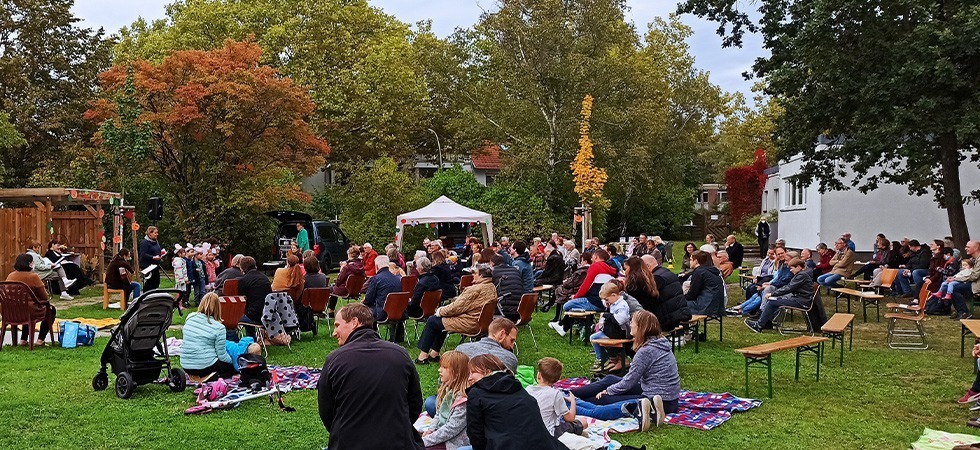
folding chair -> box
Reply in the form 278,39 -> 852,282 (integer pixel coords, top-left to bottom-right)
301,287 -> 333,336
221,279 -> 240,296
409,290 -> 442,340
514,293 -> 539,355
884,280 -> 931,350
401,275 -> 419,295
459,275 -> 474,292
453,299 -> 498,346
377,292 -> 411,345
775,283 -> 820,335
219,296 -> 267,357
341,274 -> 367,305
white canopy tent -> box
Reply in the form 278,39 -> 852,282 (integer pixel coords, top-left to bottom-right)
396,196 -> 494,250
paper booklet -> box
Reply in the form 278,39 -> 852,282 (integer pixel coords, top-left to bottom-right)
141,264 -> 158,276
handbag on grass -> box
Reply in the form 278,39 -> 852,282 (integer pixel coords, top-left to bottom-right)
59,321 -> 96,348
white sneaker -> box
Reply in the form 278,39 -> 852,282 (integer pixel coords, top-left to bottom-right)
63,278 -> 77,288
60,292 -> 74,300
548,322 -> 566,337
651,394 -> 665,427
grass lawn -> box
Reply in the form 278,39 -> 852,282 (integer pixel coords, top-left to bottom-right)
2,266 -> 979,449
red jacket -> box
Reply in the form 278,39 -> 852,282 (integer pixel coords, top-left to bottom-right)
363,249 -> 379,277
575,260 -> 618,298
816,250 -> 836,273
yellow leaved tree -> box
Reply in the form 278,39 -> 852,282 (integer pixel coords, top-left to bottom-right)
570,94 -> 608,240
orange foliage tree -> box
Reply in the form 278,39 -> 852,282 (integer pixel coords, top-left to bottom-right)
570,94 -> 609,236
85,39 -> 329,241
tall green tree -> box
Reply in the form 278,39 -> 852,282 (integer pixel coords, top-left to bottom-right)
678,0 -> 980,247
114,0 -> 429,162
0,0 -> 113,186
0,111 -> 25,184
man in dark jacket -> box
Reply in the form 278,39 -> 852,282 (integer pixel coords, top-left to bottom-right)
237,256 -> 272,338
511,241 -> 535,294
755,219 -> 770,253
491,254 -> 524,321
363,255 -> 405,341
536,245 -> 566,287
318,303 -> 424,450
684,251 -> 726,317
896,240 -> 931,296
725,235 -> 745,269
408,257 -> 441,318
138,226 -> 163,291
466,368 -> 568,450
747,258 -> 815,332
642,255 -> 692,332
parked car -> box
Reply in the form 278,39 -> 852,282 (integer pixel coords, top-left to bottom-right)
265,211 -> 349,271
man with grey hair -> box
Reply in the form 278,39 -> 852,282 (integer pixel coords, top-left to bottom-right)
215,253 -> 245,294
408,257 -> 440,317
951,240 -> 980,319
562,240 -> 581,269
363,254 -> 405,341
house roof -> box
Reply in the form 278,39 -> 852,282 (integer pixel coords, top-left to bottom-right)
471,144 -> 501,171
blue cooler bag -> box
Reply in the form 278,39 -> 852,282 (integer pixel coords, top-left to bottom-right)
59,321 -> 96,348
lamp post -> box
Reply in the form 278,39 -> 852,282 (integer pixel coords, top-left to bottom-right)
427,128 -> 443,170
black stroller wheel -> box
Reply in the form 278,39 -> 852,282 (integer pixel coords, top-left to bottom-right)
115,372 -> 136,399
169,368 -> 187,392
92,372 -> 108,391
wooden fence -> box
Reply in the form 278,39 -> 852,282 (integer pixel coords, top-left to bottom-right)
0,208 -> 104,280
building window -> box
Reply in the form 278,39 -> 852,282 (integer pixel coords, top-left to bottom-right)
784,179 -> 805,208
484,174 -> 495,186
763,190 -> 769,211
717,191 -> 727,203
698,191 -> 709,203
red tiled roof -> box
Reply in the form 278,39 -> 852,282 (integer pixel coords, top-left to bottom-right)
471,144 -> 501,171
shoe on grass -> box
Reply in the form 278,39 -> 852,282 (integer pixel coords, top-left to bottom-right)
651,394 -> 665,427
60,292 -> 74,300
622,398 -> 652,432
744,319 -> 763,333
63,277 -> 77,288
590,360 -> 603,373
968,417 -> 980,428
962,312 -> 974,320
971,401 -> 980,411
549,322 -> 566,337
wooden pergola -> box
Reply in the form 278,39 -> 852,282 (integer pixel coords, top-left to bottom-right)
0,188 -> 123,280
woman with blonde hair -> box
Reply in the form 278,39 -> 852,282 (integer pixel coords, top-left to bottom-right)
421,351 -> 471,450
181,292 -> 236,379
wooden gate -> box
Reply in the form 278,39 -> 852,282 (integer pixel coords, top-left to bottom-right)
693,212 -> 731,242
0,208 -> 47,279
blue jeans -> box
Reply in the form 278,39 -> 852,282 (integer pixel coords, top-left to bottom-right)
911,269 -> 929,296
894,271 -> 914,295
425,394 -> 437,418
938,281 -> 960,296
758,296 -> 810,329
563,297 -> 603,312
124,282 -> 142,301
591,331 -> 609,361
575,398 -> 636,420
817,273 -> 843,289
570,375 -> 644,405
739,293 -> 762,314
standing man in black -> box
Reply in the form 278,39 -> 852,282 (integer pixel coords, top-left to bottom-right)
138,226 -> 162,292
755,218 -> 771,253
725,234 -> 745,269
318,303 -> 424,450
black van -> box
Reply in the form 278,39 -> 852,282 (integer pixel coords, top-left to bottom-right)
265,211 -> 350,271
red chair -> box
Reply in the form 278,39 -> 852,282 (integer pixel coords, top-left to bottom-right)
452,299 -> 498,346
514,293 -> 539,355
378,292 -> 411,345
459,275 -> 474,292
341,274 -> 367,304
218,296 -> 247,330
401,275 -> 419,294
0,281 -> 57,350
301,287 -> 333,336
221,279 -> 240,296
410,290 -> 443,339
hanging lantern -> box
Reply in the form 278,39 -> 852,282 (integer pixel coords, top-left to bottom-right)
574,215 -> 583,223
401,219 -> 407,224
70,189 -> 78,198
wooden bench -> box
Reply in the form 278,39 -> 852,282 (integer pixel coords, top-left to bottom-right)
668,314 -> 708,353
821,313 -> 855,367
961,319 -> 980,358
533,284 -> 555,309
591,338 -> 633,376
735,336 -> 829,398
831,288 -> 884,322
563,310 -> 601,345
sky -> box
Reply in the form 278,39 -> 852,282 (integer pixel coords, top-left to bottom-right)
71,0 -> 766,104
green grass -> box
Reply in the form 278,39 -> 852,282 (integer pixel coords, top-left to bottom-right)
1,269 -> 978,449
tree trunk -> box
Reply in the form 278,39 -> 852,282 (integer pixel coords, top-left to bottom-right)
938,132 -> 970,248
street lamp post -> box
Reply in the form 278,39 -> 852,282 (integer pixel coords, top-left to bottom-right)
427,128 -> 443,170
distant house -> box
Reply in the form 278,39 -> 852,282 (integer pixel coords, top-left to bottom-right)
301,144 -> 505,192
695,183 -> 727,211
762,153 -> 980,252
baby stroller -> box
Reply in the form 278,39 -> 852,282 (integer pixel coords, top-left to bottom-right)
92,289 -> 187,399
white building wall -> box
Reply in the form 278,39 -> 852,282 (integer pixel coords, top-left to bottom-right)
767,155 -> 980,252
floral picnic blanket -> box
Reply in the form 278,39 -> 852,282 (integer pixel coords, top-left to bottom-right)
911,427 -> 980,450
179,365 -> 321,391
554,378 -> 762,431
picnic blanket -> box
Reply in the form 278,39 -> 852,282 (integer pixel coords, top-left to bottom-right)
54,317 -> 120,330
179,366 -> 321,391
911,427 -> 980,450
414,413 -> 624,450
554,377 -> 762,431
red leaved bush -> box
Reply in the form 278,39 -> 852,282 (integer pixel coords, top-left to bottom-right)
724,149 -> 768,230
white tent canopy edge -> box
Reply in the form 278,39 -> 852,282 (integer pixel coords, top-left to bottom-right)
395,196 -> 494,251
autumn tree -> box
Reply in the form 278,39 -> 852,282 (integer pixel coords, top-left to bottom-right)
113,0 -> 428,162
0,0 -> 112,186
679,0 -> 980,247
85,40 -> 329,249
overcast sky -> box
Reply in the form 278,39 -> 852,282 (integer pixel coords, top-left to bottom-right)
71,0 -> 766,103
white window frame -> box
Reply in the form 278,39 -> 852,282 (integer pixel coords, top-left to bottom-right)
782,179 -> 806,210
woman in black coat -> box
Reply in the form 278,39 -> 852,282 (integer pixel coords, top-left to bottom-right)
408,257 -> 442,317
430,251 -> 458,301
465,354 -> 567,450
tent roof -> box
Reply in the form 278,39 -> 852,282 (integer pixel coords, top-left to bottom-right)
397,196 -> 490,224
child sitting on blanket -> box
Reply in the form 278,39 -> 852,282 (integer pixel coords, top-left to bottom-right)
527,357 -> 589,438
570,310 -> 680,432
421,351 -> 470,450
